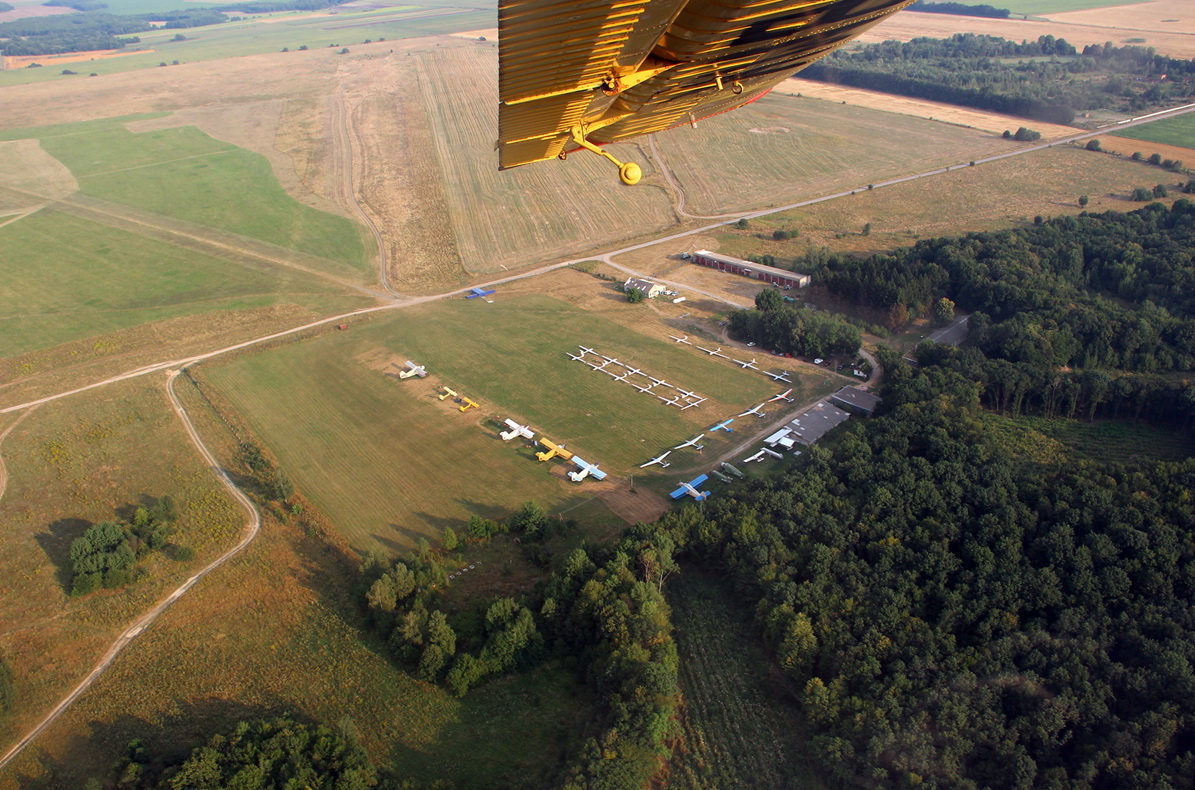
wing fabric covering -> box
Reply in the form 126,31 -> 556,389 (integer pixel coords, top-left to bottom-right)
497,0 -> 916,171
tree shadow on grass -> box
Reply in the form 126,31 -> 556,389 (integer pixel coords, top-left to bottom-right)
33,518 -> 89,594
14,697 -> 290,789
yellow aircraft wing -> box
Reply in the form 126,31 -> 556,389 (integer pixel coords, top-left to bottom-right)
498,0 -> 916,183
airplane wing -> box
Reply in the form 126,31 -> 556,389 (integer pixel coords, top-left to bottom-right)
669,485 -> 688,499
689,474 -> 709,487
498,0 -> 915,183
504,418 -> 521,430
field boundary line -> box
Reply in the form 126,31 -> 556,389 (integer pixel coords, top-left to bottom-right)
81,148 -> 239,178
0,405 -> 38,504
0,370 -> 261,773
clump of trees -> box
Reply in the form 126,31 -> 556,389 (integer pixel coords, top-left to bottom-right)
804,33 -> 1195,124
115,717 -> 377,788
909,1 -> 1010,18
729,291 -> 861,358
69,498 -> 177,595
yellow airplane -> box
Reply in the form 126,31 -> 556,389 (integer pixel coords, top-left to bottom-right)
438,387 -> 458,401
535,438 -> 574,463
459,398 -> 479,413
498,0 -> 915,184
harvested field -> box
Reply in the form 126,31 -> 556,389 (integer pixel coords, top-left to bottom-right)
203,289 -> 775,554
414,44 -> 678,274
778,78 -> 1078,138
450,26 -> 497,39
0,2 -> 74,23
1033,0 -> 1181,21
0,377 -> 245,768
0,139 -> 77,204
652,93 -> 1003,216
2,48 -> 154,70
862,8 -> 1195,58
1098,135 -> 1195,163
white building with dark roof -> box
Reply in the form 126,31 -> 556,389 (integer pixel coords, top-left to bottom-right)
623,277 -> 666,299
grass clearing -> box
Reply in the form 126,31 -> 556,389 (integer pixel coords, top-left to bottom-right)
652,93 -> 1003,216
980,412 -> 1195,465
1000,0 -> 1152,14
1111,112 -> 1195,151
0,377 -> 245,759
414,44 -> 678,274
667,571 -> 818,790
0,209 -> 370,358
22,120 -> 370,279
201,291 -> 774,555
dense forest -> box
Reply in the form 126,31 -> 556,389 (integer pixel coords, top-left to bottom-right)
909,1 -> 1011,19
728,287 -> 863,358
803,34 -> 1195,124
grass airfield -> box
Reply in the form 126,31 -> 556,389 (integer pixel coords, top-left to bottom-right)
202,283 -> 782,555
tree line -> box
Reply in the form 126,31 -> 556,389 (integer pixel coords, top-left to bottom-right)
728,287 -> 862,358
802,34 -> 1195,125
909,1 -> 1011,18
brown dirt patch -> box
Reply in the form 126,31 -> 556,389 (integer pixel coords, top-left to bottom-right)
862,9 -> 1195,58
0,139 -> 77,203
1099,135 -> 1195,163
3,48 -> 155,70
449,27 -> 497,39
779,78 -> 1079,138
597,481 -> 670,525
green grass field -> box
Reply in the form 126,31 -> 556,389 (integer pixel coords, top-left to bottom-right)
654,94 -> 1003,216
20,119 -> 371,279
999,0 -> 1151,14
1112,113 -> 1195,151
980,412 -> 1195,465
668,571 -> 819,790
0,209 -> 369,358
202,292 -> 774,554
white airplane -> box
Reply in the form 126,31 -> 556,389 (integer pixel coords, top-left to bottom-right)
649,376 -> 667,386
658,395 -> 682,407
763,448 -> 783,459
595,357 -> 613,368
568,456 -> 608,482
769,388 -> 795,403
738,403 -> 767,418
669,474 -> 710,501
397,360 -> 427,379
566,352 -> 585,362
500,419 -> 535,441
600,353 -> 618,363
679,400 -> 703,411
735,358 -> 759,370
675,387 -> 697,399
579,346 -> 597,356
673,434 -> 706,450
639,451 -> 672,469
696,346 -> 721,356
633,383 -> 655,393
710,418 -> 734,432
670,335 -> 691,344
765,370 -> 792,383
624,366 -> 643,377
744,449 -> 768,463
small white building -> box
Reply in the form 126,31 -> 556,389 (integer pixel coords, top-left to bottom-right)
623,277 -> 666,299
764,427 -> 798,451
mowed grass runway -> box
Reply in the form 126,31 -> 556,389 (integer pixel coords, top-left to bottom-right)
204,294 -> 775,554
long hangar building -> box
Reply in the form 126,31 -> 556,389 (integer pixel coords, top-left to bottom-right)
691,250 -> 810,289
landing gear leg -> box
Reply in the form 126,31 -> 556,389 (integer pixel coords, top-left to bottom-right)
570,127 -> 642,185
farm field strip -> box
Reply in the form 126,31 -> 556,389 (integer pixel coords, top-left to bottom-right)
1111,111 -> 1195,150
414,44 -> 678,274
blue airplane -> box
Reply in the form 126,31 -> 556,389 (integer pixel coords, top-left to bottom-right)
670,474 -> 710,501
466,287 -> 496,299
710,418 -> 734,432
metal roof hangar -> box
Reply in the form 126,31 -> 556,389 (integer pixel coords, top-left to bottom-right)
692,250 -> 810,289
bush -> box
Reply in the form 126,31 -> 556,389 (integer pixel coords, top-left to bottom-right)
735,218 -> 750,230
1131,186 -> 1153,201
1086,138 -> 1101,151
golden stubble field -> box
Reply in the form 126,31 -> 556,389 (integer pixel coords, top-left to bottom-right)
862,3 -> 1195,59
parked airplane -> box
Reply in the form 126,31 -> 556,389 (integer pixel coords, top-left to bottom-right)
397,360 -> 427,379
679,400 -> 703,411
600,353 -> 618,362
675,387 -> 697,399
673,434 -> 706,451
768,388 -> 795,403
639,451 -> 672,469
649,376 -> 667,386
738,403 -> 767,418
710,418 -> 735,432
437,387 -> 458,401
633,383 -> 655,393
710,469 -> 733,483
568,456 -> 608,482
765,370 -> 793,383
536,438 -> 572,463
658,394 -> 682,407
696,346 -> 721,356
466,287 -> 496,300
762,448 -> 783,459
670,474 -> 710,501
458,397 -> 479,413
579,346 -> 597,356
734,358 -> 759,370
669,335 -> 691,344
721,462 -> 744,478
624,366 -> 643,377
744,450 -> 768,463
566,352 -> 585,362
500,419 -> 534,441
